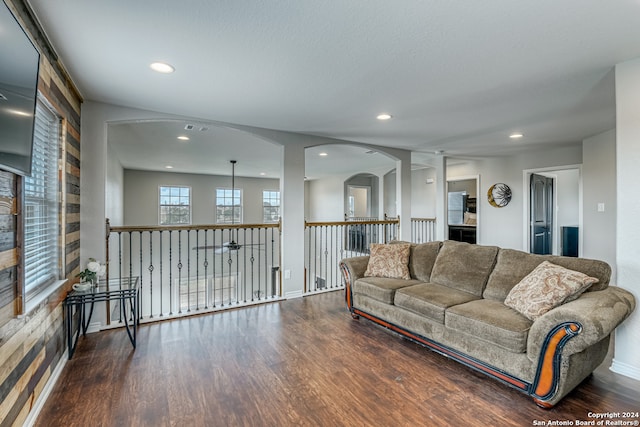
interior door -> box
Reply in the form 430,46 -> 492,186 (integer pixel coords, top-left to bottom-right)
530,173 -> 554,254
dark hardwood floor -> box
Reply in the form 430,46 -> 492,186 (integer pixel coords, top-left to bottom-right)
36,291 -> 639,427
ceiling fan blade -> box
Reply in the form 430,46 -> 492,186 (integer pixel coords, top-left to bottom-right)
192,244 -> 226,251
192,241 -> 266,252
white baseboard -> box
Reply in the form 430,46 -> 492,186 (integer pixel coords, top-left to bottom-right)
86,322 -> 101,334
285,290 -> 303,299
23,349 -> 68,427
610,358 -> 640,381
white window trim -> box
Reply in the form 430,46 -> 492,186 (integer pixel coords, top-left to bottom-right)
215,187 -> 243,224
20,97 -> 64,314
262,189 -> 280,223
22,279 -> 68,316
158,185 -> 192,225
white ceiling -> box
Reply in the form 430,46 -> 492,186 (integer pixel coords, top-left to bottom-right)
26,0 -> 640,178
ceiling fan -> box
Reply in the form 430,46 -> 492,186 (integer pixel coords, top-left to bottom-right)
193,160 -> 264,254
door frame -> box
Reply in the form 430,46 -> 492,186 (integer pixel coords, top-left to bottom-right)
522,165 -> 582,255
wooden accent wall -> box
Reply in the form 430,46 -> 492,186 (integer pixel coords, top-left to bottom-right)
0,0 -> 82,425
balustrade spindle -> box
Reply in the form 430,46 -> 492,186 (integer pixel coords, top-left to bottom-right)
169,230 -> 174,315
105,221 -> 281,326
105,218 -> 431,323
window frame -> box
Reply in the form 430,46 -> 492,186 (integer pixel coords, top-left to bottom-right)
215,187 -> 243,224
158,185 -> 192,226
262,190 -> 280,223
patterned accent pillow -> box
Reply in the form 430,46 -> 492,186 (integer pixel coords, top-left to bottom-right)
364,243 -> 412,280
504,261 -> 599,320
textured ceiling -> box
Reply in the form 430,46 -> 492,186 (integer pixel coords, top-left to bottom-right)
26,0 -> 640,177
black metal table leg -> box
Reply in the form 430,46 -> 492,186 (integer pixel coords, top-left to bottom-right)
133,293 -> 138,346
66,302 -> 73,359
69,301 -> 83,359
122,295 -> 136,348
82,298 -> 96,336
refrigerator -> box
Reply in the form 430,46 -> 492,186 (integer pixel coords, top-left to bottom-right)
448,191 -> 467,225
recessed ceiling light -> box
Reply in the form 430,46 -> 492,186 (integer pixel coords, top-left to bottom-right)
376,113 -> 392,121
319,152 -> 328,157
510,132 -> 524,139
177,136 -> 189,141
150,62 -> 175,73
260,172 -> 266,176
165,165 -> 174,169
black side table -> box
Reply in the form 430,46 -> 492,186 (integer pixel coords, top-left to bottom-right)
64,276 -> 139,359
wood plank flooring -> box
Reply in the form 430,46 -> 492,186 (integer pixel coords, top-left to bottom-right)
36,291 -> 639,427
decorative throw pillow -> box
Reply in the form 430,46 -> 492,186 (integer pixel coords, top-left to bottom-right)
504,261 -> 598,320
364,243 -> 412,280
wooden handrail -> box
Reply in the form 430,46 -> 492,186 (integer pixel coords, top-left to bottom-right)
305,219 -> 399,228
107,221 -> 281,233
411,217 -> 436,222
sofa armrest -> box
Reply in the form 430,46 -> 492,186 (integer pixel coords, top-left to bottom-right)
339,256 -> 370,312
527,286 -> 636,360
340,256 -> 370,283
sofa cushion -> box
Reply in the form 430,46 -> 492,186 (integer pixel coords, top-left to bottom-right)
429,241 -> 499,296
364,243 -> 412,280
408,241 -> 443,282
445,299 -> 532,353
353,277 -> 423,304
484,248 -> 611,302
503,261 -> 599,321
394,283 -> 479,324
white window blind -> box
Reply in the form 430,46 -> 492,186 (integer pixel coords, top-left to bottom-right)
24,100 -> 61,297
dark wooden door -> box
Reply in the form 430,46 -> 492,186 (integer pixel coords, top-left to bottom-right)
530,173 -> 554,254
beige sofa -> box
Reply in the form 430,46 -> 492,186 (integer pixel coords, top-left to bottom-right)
339,240 -> 636,407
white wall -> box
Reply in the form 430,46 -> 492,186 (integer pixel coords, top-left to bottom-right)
123,169 -> 279,226
411,168 -> 437,218
383,171 -> 396,217
306,167 -> 435,222
446,145 -> 583,249
553,169 -> 580,255
447,178 -> 477,197
105,144 -> 124,226
613,57 -> 640,380
81,102 -> 187,265
350,187 -> 368,217
306,175 -> 347,221
582,129 -> 616,279
305,145 -> 583,246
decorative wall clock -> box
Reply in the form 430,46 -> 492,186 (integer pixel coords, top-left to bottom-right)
487,183 -> 512,207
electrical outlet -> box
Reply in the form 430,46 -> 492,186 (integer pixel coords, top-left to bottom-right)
597,203 -> 605,212
284,269 -> 291,279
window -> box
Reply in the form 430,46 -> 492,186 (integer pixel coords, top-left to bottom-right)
216,188 -> 242,224
177,273 -> 239,310
24,100 -> 61,299
262,190 -> 280,223
159,186 -> 191,225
